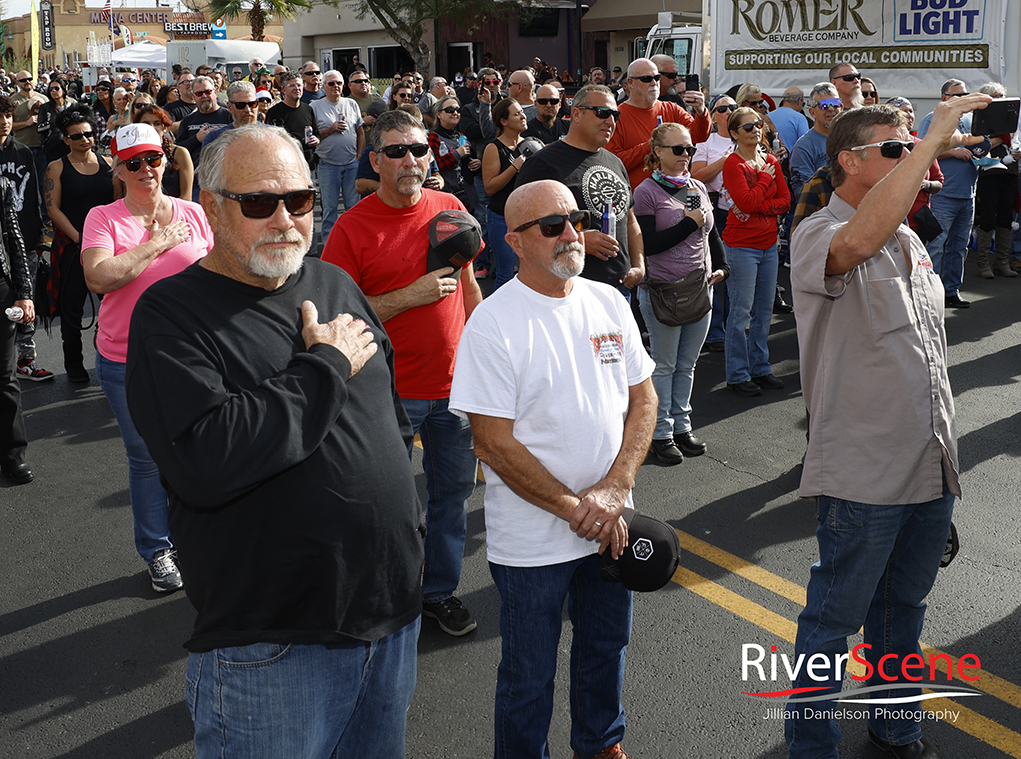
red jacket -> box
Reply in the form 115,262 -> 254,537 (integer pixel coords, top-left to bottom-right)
722,152 -> 790,249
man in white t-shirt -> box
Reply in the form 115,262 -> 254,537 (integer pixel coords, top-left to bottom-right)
312,70 -> 364,240
449,180 -> 656,759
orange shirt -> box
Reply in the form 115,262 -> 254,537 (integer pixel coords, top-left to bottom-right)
606,100 -> 711,189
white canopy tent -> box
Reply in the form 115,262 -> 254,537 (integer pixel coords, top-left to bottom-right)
108,40 -> 168,69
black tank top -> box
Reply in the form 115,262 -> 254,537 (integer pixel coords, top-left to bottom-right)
60,154 -> 115,233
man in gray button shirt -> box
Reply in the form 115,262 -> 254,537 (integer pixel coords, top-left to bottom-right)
786,94 -> 991,759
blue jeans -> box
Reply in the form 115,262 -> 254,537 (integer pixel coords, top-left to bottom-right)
487,209 -> 516,290
490,555 -> 633,759
186,618 -> 419,759
96,351 -> 173,563
318,159 -> 359,242
638,288 -> 711,439
925,193 -> 974,298
707,207 -> 729,344
724,244 -> 777,384
401,397 -> 475,603
473,175 -> 492,268
785,480 -> 955,759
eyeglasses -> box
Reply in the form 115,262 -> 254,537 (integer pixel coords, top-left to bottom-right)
350,79 -> 370,85
18,77 -> 32,83
216,189 -> 316,218
862,90 -> 878,99
514,210 -> 591,237
659,71 -> 679,79
746,99 -> 766,108
848,140 -> 914,159
659,144 -> 697,156
439,106 -> 462,114
536,97 -> 560,105
833,73 -> 861,82
947,91 -> 970,97
713,104 -> 737,114
577,105 -> 620,121
380,143 -> 431,159
67,131 -> 94,141
395,93 -> 413,100
132,102 -> 149,109
231,100 -> 259,109
737,120 -> 765,132
815,99 -> 843,111
414,76 -> 423,81
483,79 -> 501,86
631,74 -> 660,83
122,154 -> 164,172
325,81 -> 343,87
193,89 -> 213,96
303,70 -> 321,76
122,77 -> 136,83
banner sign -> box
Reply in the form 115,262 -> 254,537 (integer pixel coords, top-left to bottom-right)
710,0 -> 1006,94
40,0 -> 54,50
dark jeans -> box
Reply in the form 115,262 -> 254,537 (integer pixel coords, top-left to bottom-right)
1,276 -> 28,468
58,241 -> 90,370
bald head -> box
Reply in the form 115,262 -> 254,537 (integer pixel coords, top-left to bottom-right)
506,180 -> 571,231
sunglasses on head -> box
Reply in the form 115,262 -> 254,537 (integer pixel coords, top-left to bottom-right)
380,143 -> 430,159
514,210 -> 591,237
834,73 -> 861,82
467,75 -> 477,80
849,140 -> 914,159
439,106 -> 462,114
122,154 -> 164,172
660,144 -> 697,156
816,99 -> 843,111
536,97 -> 560,105
714,104 -> 737,114
577,105 -> 620,121
231,100 -> 259,109
631,74 -> 660,83
67,131 -> 94,141
737,120 -> 764,133
216,189 -> 316,218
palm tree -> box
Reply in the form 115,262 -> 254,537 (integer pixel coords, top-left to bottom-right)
204,0 -> 313,41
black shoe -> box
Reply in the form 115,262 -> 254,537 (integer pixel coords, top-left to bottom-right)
867,728 -> 941,759
773,291 -> 794,314
651,438 -> 683,465
728,380 -> 763,397
147,549 -> 184,593
66,363 -> 90,383
945,294 -> 971,309
422,596 -> 477,636
752,373 -> 785,389
2,462 -> 33,484
706,340 -> 725,352
673,430 -> 706,457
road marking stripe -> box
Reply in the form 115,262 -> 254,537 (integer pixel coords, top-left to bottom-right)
674,533 -> 1021,755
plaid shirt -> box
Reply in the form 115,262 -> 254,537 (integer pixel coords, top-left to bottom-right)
791,165 -> 834,233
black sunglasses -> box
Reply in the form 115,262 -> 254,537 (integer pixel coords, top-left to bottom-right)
849,140 -> 914,159
833,73 -> 861,82
745,99 -> 764,107
303,70 -> 321,76
380,143 -> 431,159
737,120 -> 765,133
862,90 -> 878,98
659,71 -> 679,79
122,154 -> 164,172
713,104 -> 737,114
67,131 -> 95,141
514,210 -> 591,237
350,79 -> 370,85
947,91 -> 971,97
231,100 -> 259,109
439,106 -> 462,114
577,105 -> 621,121
215,189 -> 316,218
631,74 -> 660,83
660,144 -> 697,156
536,97 -> 560,105
395,92 -> 413,99
18,77 -> 32,83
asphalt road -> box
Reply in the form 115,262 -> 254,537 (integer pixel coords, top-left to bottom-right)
2,265 -> 1019,759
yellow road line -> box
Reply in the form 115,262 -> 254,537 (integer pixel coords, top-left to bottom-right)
674,535 -> 1021,757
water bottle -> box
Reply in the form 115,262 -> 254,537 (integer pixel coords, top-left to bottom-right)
656,115 -> 663,127
6,306 -> 24,322
601,201 -> 613,233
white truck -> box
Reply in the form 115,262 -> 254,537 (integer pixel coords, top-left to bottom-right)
641,0 -> 1021,114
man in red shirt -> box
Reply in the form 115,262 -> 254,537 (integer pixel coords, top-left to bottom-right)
322,109 -> 484,637
606,57 -> 711,189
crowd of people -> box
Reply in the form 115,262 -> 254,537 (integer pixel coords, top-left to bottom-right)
0,49 -> 1013,759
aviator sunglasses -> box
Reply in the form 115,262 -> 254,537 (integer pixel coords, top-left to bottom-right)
122,154 -> 164,171
380,143 -> 431,159
514,210 -> 592,237
215,189 -> 316,218
849,140 -> 914,159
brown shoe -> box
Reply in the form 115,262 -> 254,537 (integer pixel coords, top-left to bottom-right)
573,744 -> 631,759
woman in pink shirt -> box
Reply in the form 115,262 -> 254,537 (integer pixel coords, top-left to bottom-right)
82,123 -> 213,594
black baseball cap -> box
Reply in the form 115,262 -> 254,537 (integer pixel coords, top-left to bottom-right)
427,210 -> 483,271
599,510 -> 681,592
